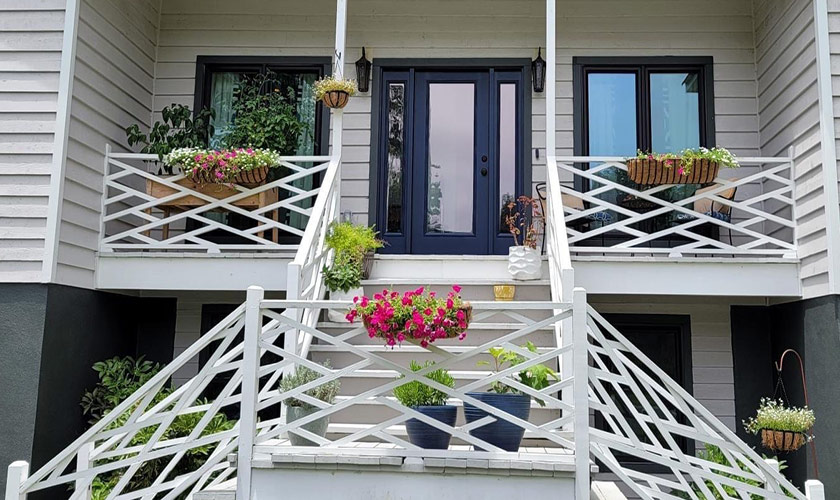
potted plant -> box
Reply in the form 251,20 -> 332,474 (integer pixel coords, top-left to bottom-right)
393,361 -> 457,449
323,253 -> 365,322
324,221 -> 384,279
278,362 -> 340,446
744,398 -> 815,452
463,343 -> 558,451
314,76 -> 357,109
505,196 -> 544,281
347,286 -> 471,348
627,147 -> 739,185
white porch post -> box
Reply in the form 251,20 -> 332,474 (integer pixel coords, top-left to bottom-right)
572,288 -> 590,499
545,0 -> 556,157
5,461 -> 28,500
805,480 -> 826,500
236,286 -> 264,500
332,0 -> 346,209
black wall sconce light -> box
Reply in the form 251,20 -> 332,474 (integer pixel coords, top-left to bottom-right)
532,48 -> 546,93
355,47 -> 372,93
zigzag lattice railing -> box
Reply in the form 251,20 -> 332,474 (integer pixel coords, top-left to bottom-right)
100,148 -> 331,253
6,291 -> 812,500
554,156 -> 796,258
585,302 -> 806,499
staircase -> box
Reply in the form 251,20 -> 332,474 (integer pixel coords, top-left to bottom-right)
310,257 -> 562,448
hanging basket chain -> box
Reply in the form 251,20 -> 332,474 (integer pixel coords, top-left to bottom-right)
774,349 -> 819,478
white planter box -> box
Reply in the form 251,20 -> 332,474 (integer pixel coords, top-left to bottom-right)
508,246 -> 542,280
328,287 -> 364,322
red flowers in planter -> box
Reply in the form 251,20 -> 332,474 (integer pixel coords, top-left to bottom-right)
347,286 -> 471,348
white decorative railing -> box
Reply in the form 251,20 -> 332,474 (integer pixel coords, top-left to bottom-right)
553,155 -> 797,258
6,287 -> 817,500
99,146 -> 331,253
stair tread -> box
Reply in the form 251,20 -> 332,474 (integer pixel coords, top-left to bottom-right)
310,344 -> 556,352
332,395 -> 559,409
361,278 -> 550,286
315,321 -> 556,331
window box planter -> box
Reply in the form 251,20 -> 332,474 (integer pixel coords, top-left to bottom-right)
627,158 -> 719,185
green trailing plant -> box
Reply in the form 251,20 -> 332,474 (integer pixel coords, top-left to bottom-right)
278,362 -> 340,409
125,104 -> 215,173
220,72 -> 310,153
322,253 -> 363,293
393,361 -> 456,407
313,76 -> 357,100
478,342 -> 558,406
324,221 -> 384,261
744,398 -> 815,435
634,147 -> 739,175
80,357 -> 235,499
672,445 -> 793,500
80,356 -> 162,425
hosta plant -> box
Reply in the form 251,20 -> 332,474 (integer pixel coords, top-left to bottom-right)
347,286 -> 470,347
744,398 -> 815,435
163,147 -> 282,184
634,146 -> 739,175
393,361 -> 455,407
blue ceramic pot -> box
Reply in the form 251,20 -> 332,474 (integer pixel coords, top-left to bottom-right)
463,392 -> 531,451
405,405 -> 458,449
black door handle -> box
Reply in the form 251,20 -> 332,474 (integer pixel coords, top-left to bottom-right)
481,155 -> 488,162
480,167 -> 488,176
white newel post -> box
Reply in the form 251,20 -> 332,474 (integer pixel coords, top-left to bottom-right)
5,461 -> 28,500
572,288 -> 590,499
236,286 -> 264,500
805,480 -> 825,500
75,443 -> 93,500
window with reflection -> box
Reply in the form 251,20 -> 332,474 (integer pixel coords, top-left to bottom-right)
385,83 -> 406,233
575,58 -> 712,245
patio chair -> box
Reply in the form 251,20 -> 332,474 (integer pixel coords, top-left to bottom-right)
535,182 -> 612,253
669,182 -> 737,246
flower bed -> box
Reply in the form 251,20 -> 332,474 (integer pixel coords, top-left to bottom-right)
347,286 -> 470,347
163,147 -> 282,186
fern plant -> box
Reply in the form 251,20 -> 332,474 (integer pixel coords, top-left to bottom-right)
393,361 -> 456,407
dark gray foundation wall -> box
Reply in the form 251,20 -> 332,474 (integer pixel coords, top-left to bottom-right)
731,295 -> 840,496
0,283 -> 177,493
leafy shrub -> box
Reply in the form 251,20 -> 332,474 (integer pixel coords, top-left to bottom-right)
81,357 -> 235,499
278,362 -> 340,409
672,445 -> 791,500
80,356 -> 162,425
477,342 -> 558,406
125,104 -> 215,171
744,398 -> 815,434
220,72 -> 310,154
393,361 -> 455,407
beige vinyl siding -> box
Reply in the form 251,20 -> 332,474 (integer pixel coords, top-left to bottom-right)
754,0 -> 824,298
0,0 -> 64,283
154,0 -> 760,226
54,0 -> 160,288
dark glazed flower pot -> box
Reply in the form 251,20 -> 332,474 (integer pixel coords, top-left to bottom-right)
463,392 -> 531,452
405,405 -> 458,449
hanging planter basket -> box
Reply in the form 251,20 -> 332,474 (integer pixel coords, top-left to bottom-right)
187,166 -> 270,189
627,158 -> 720,185
760,429 -> 808,452
362,304 -> 473,342
322,90 -> 351,109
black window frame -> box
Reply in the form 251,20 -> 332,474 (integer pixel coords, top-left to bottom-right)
597,313 -> 695,472
572,56 -> 716,158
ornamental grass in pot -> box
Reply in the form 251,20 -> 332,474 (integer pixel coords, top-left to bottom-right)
744,398 -> 815,452
505,196 -> 544,281
347,286 -> 471,348
464,343 -> 558,452
279,362 -> 340,446
393,361 -> 457,449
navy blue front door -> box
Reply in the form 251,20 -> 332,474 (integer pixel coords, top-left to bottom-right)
377,68 -> 525,255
